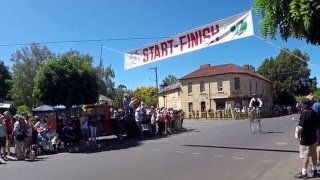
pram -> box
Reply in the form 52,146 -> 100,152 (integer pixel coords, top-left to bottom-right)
37,129 -> 61,153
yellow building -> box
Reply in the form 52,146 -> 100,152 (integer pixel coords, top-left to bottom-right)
178,64 -> 273,113
158,83 -> 181,109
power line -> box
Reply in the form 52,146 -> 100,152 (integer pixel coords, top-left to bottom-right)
0,36 -> 169,47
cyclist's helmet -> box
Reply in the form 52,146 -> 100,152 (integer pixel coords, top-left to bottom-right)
252,94 -> 258,98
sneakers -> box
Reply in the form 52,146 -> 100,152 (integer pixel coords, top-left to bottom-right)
294,172 -> 308,179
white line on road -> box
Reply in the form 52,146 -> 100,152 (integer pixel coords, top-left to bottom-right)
152,149 -> 161,152
213,155 -> 224,158
232,157 -> 245,160
192,152 -> 200,155
175,151 -> 185,154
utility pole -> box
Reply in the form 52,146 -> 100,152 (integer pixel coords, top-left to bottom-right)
149,67 -> 159,107
98,44 -> 104,98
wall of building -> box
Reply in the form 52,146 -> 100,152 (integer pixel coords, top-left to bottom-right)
180,73 -> 273,113
158,90 -> 181,109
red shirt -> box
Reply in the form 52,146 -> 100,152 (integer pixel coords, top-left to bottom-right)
3,117 -> 13,134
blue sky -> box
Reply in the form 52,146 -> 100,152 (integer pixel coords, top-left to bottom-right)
0,0 -> 319,90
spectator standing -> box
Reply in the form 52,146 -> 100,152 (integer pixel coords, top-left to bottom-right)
0,115 -> 7,161
3,111 -> 13,156
135,107 -> 143,139
88,111 -> 98,143
294,98 -> 320,178
79,112 -> 89,142
122,94 -> 130,117
13,116 -> 26,160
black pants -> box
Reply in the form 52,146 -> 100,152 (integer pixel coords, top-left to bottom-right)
157,122 -> 165,134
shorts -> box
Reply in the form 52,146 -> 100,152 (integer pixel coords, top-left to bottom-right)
0,137 -> 5,148
299,144 -> 317,159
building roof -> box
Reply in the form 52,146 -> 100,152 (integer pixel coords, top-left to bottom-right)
159,82 -> 181,94
180,64 -> 272,82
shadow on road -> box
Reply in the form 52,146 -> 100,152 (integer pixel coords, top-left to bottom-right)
260,131 -> 285,134
181,144 -> 298,153
70,128 -> 196,154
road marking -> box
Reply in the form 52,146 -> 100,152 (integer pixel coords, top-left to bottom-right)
276,142 -> 288,145
232,157 -> 245,160
152,149 -> 161,152
213,155 -> 224,158
176,151 -> 185,154
192,152 -> 200,155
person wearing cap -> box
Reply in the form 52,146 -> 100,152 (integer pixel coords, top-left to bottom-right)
0,115 -> 7,161
294,98 -> 320,178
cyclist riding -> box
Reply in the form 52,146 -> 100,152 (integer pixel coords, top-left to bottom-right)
248,94 -> 263,133
249,94 -> 263,117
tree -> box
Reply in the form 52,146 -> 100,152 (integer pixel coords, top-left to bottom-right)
257,48 -> 316,104
9,43 -> 54,108
96,58 -> 115,99
162,74 -> 179,87
16,105 -> 30,115
33,50 -> 98,109
254,0 -> 320,45
134,86 -> 157,107
0,61 -> 11,100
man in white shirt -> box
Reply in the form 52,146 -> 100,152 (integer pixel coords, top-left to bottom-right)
135,107 -> 143,139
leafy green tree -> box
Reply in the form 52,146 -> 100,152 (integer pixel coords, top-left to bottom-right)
16,105 -> 30,115
96,58 -> 115,99
258,48 -> 316,104
162,74 -> 179,87
9,43 -> 54,108
0,61 -> 11,100
313,89 -> 320,101
134,86 -> 157,107
33,50 -> 98,109
254,0 -> 320,45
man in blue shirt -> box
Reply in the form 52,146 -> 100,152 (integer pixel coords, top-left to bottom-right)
310,96 -> 320,166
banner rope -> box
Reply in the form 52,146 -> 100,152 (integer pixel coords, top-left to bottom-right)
253,35 -> 317,68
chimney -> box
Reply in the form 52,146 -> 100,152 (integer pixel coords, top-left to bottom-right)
243,64 -> 255,72
200,64 -> 210,69
249,66 -> 255,72
243,64 -> 250,70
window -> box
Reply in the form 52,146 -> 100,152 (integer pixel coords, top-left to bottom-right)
200,80 -> 205,93
188,102 -> 193,112
188,82 -> 192,94
217,78 -> 223,91
256,80 -> 258,92
201,101 -> 206,112
178,91 -> 180,97
249,79 -> 252,91
234,77 -> 240,90
262,83 -> 265,93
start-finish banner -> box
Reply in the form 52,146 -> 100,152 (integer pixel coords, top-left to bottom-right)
124,10 -> 254,70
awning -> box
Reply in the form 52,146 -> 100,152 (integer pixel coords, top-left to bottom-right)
0,103 -> 11,109
33,105 -> 54,112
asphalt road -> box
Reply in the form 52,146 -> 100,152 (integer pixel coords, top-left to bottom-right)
0,114 -> 308,180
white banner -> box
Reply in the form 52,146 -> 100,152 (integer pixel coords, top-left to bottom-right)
124,10 -> 254,70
